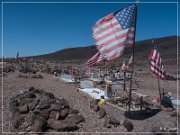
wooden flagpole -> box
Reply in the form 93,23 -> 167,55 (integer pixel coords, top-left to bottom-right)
98,67 -> 101,77
105,60 -> 108,74
88,67 -> 91,78
153,39 -> 162,102
157,75 -> 162,102
128,1 -> 139,115
124,71 -> 126,91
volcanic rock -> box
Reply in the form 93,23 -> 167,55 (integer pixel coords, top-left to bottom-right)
98,107 -> 106,119
40,109 -> 51,119
64,114 -> 85,124
9,99 -> 19,111
109,116 -> 120,126
60,107 -> 69,119
33,108 -> 41,114
19,104 -> 29,114
103,119 -> 111,128
50,103 -> 62,111
26,112 -> 36,126
31,115 -> 47,132
19,98 -> 34,106
39,101 -> 50,109
56,98 -> 69,109
11,111 -> 25,129
122,119 -> 133,131
68,108 -> 79,115
90,99 -> 99,108
29,87 -> 35,91
24,92 -> 36,98
103,116 -> 120,128
50,111 -> 60,120
92,104 -> 100,112
47,118 -> 78,131
28,99 -> 39,110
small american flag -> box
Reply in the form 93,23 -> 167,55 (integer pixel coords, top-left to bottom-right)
149,40 -> 166,79
126,55 -> 133,70
93,4 -> 137,61
121,61 -> 126,71
85,52 -> 101,67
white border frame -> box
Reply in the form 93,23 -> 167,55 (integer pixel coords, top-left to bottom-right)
1,1 -> 179,134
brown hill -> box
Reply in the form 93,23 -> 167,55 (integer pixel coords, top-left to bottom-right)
28,36 -> 179,65
31,45 -> 98,63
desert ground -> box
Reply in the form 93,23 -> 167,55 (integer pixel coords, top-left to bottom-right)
1,62 -> 179,134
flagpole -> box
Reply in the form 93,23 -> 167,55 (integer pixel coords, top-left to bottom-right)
124,70 -> 126,91
152,38 -> 162,103
157,77 -> 162,102
128,1 -> 138,115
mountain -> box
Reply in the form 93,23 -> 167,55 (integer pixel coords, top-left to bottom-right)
29,45 -> 98,63
27,36 -> 178,65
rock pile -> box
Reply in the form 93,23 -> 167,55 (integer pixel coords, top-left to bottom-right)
41,67 -> 53,74
19,67 -> 36,74
9,87 -> 85,132
1,65 -> 15,73
89,100 -> 133,131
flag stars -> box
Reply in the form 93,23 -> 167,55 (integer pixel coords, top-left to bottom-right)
115,4 -> 136,29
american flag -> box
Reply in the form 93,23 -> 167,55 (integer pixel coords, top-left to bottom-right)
126,55 -> 133,70
149,40 -> 166,79
92,4 -> 137,61
84,52 -> 101,67
128,55 -> 133,66
121,61 -> 126,71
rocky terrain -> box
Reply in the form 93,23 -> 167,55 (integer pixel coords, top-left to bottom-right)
1,35 -> 179,134
9,87 -> 85,132
1,69 -> 179,134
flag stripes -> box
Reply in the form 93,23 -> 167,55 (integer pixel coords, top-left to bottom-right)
84,52 -> 101,67
93,4 -> 136,61
150,49 -> 166,79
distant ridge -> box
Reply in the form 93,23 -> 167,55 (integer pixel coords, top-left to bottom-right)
26,36 -> 178,64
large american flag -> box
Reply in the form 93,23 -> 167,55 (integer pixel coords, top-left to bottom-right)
92,4 -> 137,61
149,41 -> 166,79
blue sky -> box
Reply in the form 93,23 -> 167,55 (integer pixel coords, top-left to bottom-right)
1,0 -> 179,58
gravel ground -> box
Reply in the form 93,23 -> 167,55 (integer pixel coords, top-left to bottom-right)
1,71 -> 179,134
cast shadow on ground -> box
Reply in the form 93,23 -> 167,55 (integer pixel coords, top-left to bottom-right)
124,108 -> 162,120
